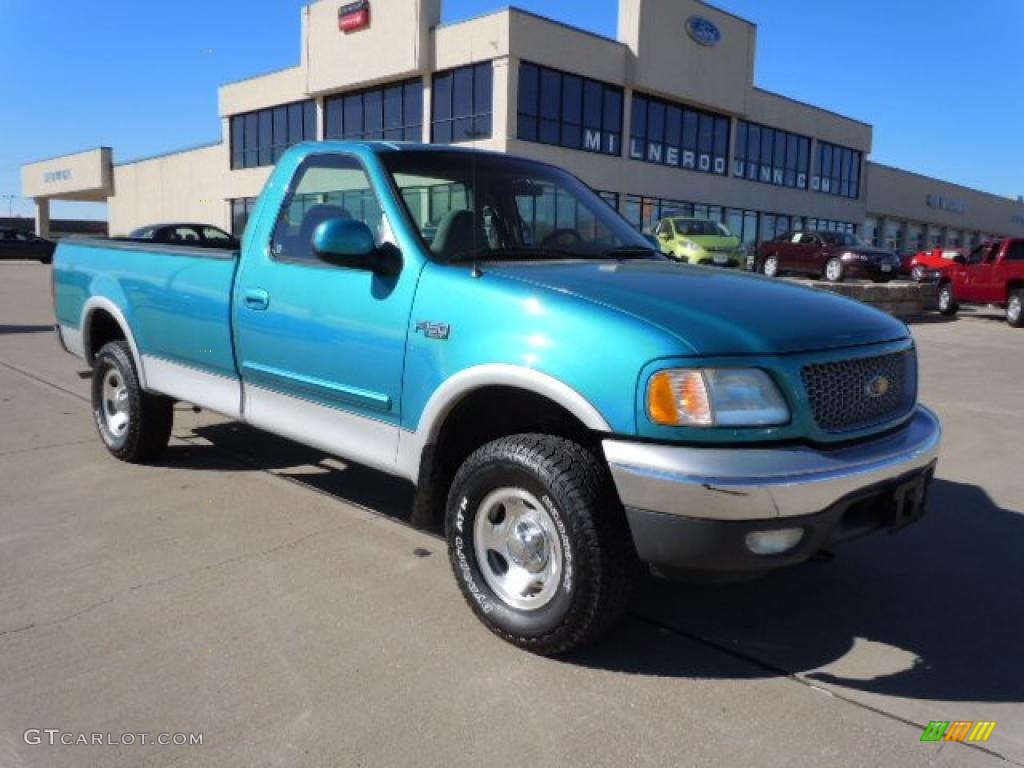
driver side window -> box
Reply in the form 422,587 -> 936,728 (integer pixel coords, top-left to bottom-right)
966,245 -> 986,265
271,154 -> 386,264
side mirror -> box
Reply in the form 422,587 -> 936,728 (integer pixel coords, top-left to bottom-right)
312,218 -> 401,276
953,254 -> 967,265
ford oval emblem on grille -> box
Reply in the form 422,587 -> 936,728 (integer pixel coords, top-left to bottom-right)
865,375 -> 891,399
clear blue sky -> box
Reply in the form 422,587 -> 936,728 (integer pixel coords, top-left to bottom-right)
2,0 -> 1021,220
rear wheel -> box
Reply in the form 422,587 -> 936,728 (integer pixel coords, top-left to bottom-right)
446,434 -> 636,656
1007,290 -> 1023,328
824,258 -> 844,283
938,282 -> 959,316
762,254 -> 779,277
92,341 -> 174,462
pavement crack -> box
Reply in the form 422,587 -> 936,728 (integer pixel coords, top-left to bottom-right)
0,359 -> 89,404
0,598 -> 114,638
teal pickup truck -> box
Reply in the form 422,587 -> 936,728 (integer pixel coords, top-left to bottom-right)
54,143 -> 941,655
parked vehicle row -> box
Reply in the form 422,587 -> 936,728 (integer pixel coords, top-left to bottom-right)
53,142 -> 941,655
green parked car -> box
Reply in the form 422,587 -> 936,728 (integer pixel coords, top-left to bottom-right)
655,217 -> 743,268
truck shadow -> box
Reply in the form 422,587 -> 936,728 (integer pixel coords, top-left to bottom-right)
160,420 -> 419,529
159,423 -> 1021,704
573,477 -> 1023,704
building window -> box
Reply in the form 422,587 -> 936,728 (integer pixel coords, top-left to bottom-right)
734,121 -> 810,189
230,100 -> 316,170
517,61 -> 623,156
629,93 -> 729,176
325,78 -> 423,143
863,216 -> 879,247
595,190 -> 619,210
808,218 -> 857,235
812,141 -> 862,199
230,197 -> 259,235
432,63 -> 493,144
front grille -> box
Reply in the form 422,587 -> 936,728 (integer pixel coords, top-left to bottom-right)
802,350 -> 917,432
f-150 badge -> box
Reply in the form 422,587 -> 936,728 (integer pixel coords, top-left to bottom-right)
415,321 -> 451,340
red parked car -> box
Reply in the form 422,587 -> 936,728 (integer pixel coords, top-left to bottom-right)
905,247 -> 966,281
938,238 -> 1024,326
755,230 -> 902,282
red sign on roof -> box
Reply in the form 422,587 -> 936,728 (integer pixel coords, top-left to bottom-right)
339,1 -> 371,33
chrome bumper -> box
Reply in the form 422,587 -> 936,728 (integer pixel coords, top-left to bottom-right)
604,406 -> 941,521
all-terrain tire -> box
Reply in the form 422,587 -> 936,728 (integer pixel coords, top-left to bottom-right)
445,434 -> 637,656
91,341 -> 173,462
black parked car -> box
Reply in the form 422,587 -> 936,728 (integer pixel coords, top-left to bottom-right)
0,228 -> 55,263
128,223 -> 240,250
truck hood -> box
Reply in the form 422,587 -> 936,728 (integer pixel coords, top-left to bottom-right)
489,260 -> 908,356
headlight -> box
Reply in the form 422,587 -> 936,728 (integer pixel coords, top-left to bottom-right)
679,239 -> 698,250
648,368 -> 790,427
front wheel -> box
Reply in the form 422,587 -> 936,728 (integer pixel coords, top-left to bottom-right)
911,264 -> 926,281
445,434 -> 636,656
938,282 -> 959,316
824,258 -> 844,283
1007,289 -> 1023,328
762,254 -> 779,277
92,341 -> 174,462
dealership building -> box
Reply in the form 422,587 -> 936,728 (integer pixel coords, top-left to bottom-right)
22,0 -> 1024,254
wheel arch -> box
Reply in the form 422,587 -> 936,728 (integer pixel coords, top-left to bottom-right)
400,365 -> 613,529
81,298 -> 148,389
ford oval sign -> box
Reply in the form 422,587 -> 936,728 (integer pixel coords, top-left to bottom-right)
686,16 -> 722,47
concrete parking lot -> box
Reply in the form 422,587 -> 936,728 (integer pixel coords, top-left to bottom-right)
0,261 -> 1020,767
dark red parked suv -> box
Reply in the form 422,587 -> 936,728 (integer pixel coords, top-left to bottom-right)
755,230 -> 902,283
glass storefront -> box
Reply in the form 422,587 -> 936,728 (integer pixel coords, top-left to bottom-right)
863,216 -> 879,247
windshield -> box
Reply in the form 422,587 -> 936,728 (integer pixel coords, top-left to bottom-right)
380,150 -> 653,262
819,232 -> 867,248
673,219 -> 732,238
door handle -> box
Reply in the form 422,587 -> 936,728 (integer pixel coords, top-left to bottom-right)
243,288 -> 270,311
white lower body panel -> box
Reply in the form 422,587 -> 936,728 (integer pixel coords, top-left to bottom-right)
142,355 -> 243,419
242,384 -> 401,477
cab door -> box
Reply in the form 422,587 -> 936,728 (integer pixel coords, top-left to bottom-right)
960,243 -> 997,302
232,152 -> 419,474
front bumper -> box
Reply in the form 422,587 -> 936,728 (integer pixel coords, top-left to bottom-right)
604,405 -> 941,571
844,259 -> 900,280
693,250 -> 743,268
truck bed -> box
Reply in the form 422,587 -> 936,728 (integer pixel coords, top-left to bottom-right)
54,238 -> 242,409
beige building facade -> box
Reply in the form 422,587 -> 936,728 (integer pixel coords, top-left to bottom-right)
22,0 -> 1024,252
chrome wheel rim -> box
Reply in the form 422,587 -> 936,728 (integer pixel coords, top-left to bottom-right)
912,265 -> 925,280
826,260 -> 842,281
1009,296 -> 1022,323
473,487 -> 563,611
100,367 -> 130,437
764,256 -> 778,277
